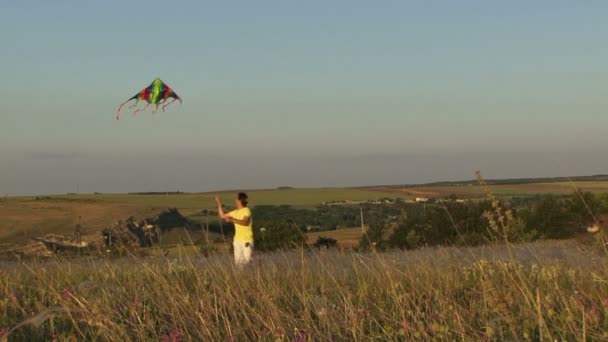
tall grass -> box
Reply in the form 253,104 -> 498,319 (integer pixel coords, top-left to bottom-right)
3,174 -> 607,340
1,240 -> 608,341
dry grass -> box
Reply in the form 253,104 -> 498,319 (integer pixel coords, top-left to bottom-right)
0,199 -> 159,244
3,179 -> 608,340
1,240 -> 608,341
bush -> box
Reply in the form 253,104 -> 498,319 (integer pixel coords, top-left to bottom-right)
254,221 -> 306,252
313,236 -> 338,249
359,223 -> 388,251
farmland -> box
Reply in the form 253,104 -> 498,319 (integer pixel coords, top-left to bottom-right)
369,181 -> 608,198
0,188 -> 399,246
306,227 -> 366,248
1,180 -> 607,248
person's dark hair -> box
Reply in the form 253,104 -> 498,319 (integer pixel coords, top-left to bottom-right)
238,192 -> 248,206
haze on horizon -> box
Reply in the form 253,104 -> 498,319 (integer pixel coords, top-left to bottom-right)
1,1 -> 607,196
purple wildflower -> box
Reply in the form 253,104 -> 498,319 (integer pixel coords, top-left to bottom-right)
291,330 -> 306,342
161,329 -> 183,342
63,289 -> 74,300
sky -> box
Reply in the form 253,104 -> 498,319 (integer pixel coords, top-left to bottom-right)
1,1 -> 607,195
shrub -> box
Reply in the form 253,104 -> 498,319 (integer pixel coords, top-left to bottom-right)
313,236 -> 338,249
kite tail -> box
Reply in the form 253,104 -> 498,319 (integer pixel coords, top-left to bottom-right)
161,97 -> 181,112
115,100 -> 130,120
116,96 -> 139,120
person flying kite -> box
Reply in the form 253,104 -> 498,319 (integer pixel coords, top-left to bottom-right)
115,78 -> 181,120
215,193 -> 254,267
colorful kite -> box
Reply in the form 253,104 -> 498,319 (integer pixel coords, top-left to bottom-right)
116,78 -> 182,120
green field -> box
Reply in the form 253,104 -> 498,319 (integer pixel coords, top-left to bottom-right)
23,187 -> 402,208
371,180 -> 608,198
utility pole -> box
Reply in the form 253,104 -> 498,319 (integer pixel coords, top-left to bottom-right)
75,216 -> 82,245
202,209 -> 210,243
360,207 -> 365,233
75,216 -> 82,256
205,210 -> 209,237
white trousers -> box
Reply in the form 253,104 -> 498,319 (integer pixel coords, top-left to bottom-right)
233,240 -> 253,266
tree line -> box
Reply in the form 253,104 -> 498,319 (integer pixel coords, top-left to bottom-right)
245,193 -> 608,252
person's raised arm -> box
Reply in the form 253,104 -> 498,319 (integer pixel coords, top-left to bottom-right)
214,195 -> 232,221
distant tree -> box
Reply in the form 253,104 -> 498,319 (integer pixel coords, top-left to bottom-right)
254,221 -> 305,252
519,195 -> 573,239
598,193 -> 608,213
566,192 -> 603,226
359,223 -> 387,251
388,201 -> 493,248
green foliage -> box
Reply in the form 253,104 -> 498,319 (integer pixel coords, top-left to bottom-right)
405,229 -> 421,248
254,221 -> 306,252
380,192 -> 605,248
387,201 -> 493,248
598,193 -> 608,211
566,191 -> 603,226
254,191 -> 605,252
359,223 -> 387,251
518,192 -> 603,239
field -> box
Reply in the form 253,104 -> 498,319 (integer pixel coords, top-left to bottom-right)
2,181 -> 608,248
0,188 -> 399,246
306,227 -> 367,248
370,181 -> 608,198
2,181 -> 608,339
2,239 -> 608,340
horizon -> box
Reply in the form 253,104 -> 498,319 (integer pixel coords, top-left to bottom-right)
2,1 -> 607,195
5,169 -> 607,197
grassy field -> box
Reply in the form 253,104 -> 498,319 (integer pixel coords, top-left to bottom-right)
0,188 -> 399,245
2,239 -> 608,340
20,187 -> 402,208
3,182 -> 608,339
2,181 -> 607,247
370,180 -> 608,198
0,198 -> 160,244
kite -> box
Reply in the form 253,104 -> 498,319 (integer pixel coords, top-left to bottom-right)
116,78 -> 182,120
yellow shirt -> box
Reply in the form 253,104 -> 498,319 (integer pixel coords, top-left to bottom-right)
230,207 -> 253,242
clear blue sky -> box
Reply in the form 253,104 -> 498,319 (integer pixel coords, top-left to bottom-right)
1,1 -> 607,195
